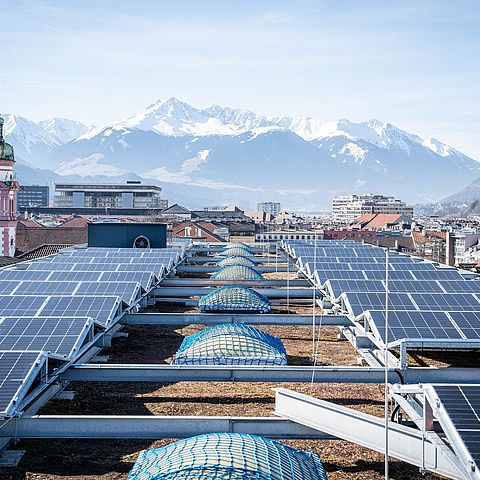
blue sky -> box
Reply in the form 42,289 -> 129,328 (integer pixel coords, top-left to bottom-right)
1,0 -> 479,158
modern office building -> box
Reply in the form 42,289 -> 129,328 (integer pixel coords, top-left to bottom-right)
257,202 -> 281,217
54,181 -> 167,209
332,194 -> 413,223
17,185 -> 49,210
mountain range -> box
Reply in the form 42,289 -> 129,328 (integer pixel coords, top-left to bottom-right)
3,97 -> 480,210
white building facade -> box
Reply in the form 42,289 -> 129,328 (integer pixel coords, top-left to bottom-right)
54,181 -> 167,209
257,202 -> 281,217
332,194 -> 413,223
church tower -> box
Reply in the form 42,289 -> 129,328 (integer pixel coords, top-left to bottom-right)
0,115 -> 20,256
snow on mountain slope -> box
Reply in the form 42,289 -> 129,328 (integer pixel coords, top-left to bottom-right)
5,98 -> 480,208
39,118 -> 94,143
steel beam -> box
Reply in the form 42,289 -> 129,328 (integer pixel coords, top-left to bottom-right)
152,287 -> 315,298
0,416 -> 332,440
123,313 -> 352,326
161,279 -> 311,287
61,365 -> 405,383
61,365 -> 480,385
274,388 -> 464,480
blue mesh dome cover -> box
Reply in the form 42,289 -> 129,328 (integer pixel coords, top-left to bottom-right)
198,286 -> 271,313
211,265 -> 264,281
216,256 -> 257,267
220,245 -> 254,257
172,324 -> 287,365
128,433 -> 328,480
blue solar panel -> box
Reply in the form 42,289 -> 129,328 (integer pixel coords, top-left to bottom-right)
315,270 -> 367,284
363,270 -> 415,281
343,292 -> 416,316
411,269 -> 465,281
0,296 -> 48,316
48,271 -> 103,282
11,281 -> 80,296
75,282 -> 141,305
327,280 -> 385,298
0,351 -> 45,418
447,312 -> 480,339
438,280 -> 480,293
0,270 -> 52,281
38,296 -> 122,326
411,293 -> 480,311
0,316 -> 94,359
367,310 -> 463,343
433,385 -> 480,471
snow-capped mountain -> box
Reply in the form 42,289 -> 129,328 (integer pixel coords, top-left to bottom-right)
4,98 -> 479,209
2,114 -> 93,164
39,118 -> 94,144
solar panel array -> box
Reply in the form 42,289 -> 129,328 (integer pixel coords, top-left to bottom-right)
433,385 -> 480,471
0,245 -> 185,418
283,239 -> 480,347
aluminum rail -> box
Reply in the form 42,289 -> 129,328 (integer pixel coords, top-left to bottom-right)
161,279 -> 311,287
122,313 -> 352,326
152,287 -> 315,298
274,388 -> 464,480
0,416 -> 332,440
61,365 -> 480,384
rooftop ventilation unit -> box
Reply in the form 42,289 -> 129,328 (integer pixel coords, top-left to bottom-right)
128,432 -> 328,480
198,286 -> 271,313
172,323 -> 287,365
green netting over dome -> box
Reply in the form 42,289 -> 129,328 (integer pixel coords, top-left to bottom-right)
172,324 -> 287,365
216,256 -> 258,267
128,432 -> 328,480
211,265 -> 264,281
220,245 -> 254,257
198,286 -> 271,313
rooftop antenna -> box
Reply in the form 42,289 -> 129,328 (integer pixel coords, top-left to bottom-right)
384,248 -> 390,479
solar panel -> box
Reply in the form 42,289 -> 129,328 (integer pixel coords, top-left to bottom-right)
411,293 -> 480,311
433,385 -> 480,471
0,296 -> 48,316
0,316 -> 94,360
411,269 -> 465,281
387,280 -> 445,293
74,282 -> 141,305
26,262 -> 74,271
327,280 -> 385,298
363,270 -> 415,281
100,272 -> 155,289
0,351 -> 45,418
118,264 -> 166,276
0,270 -> 52,282
315,270 -> 368,284
343,292 -> 416,316
11,281 -> 80,296
38,296 -> 122,326
367,310 -> 463,343
438,280 -> 480,293
48,271 -> 103,282
349,263 -> 392,271
447,312 -> 480,340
